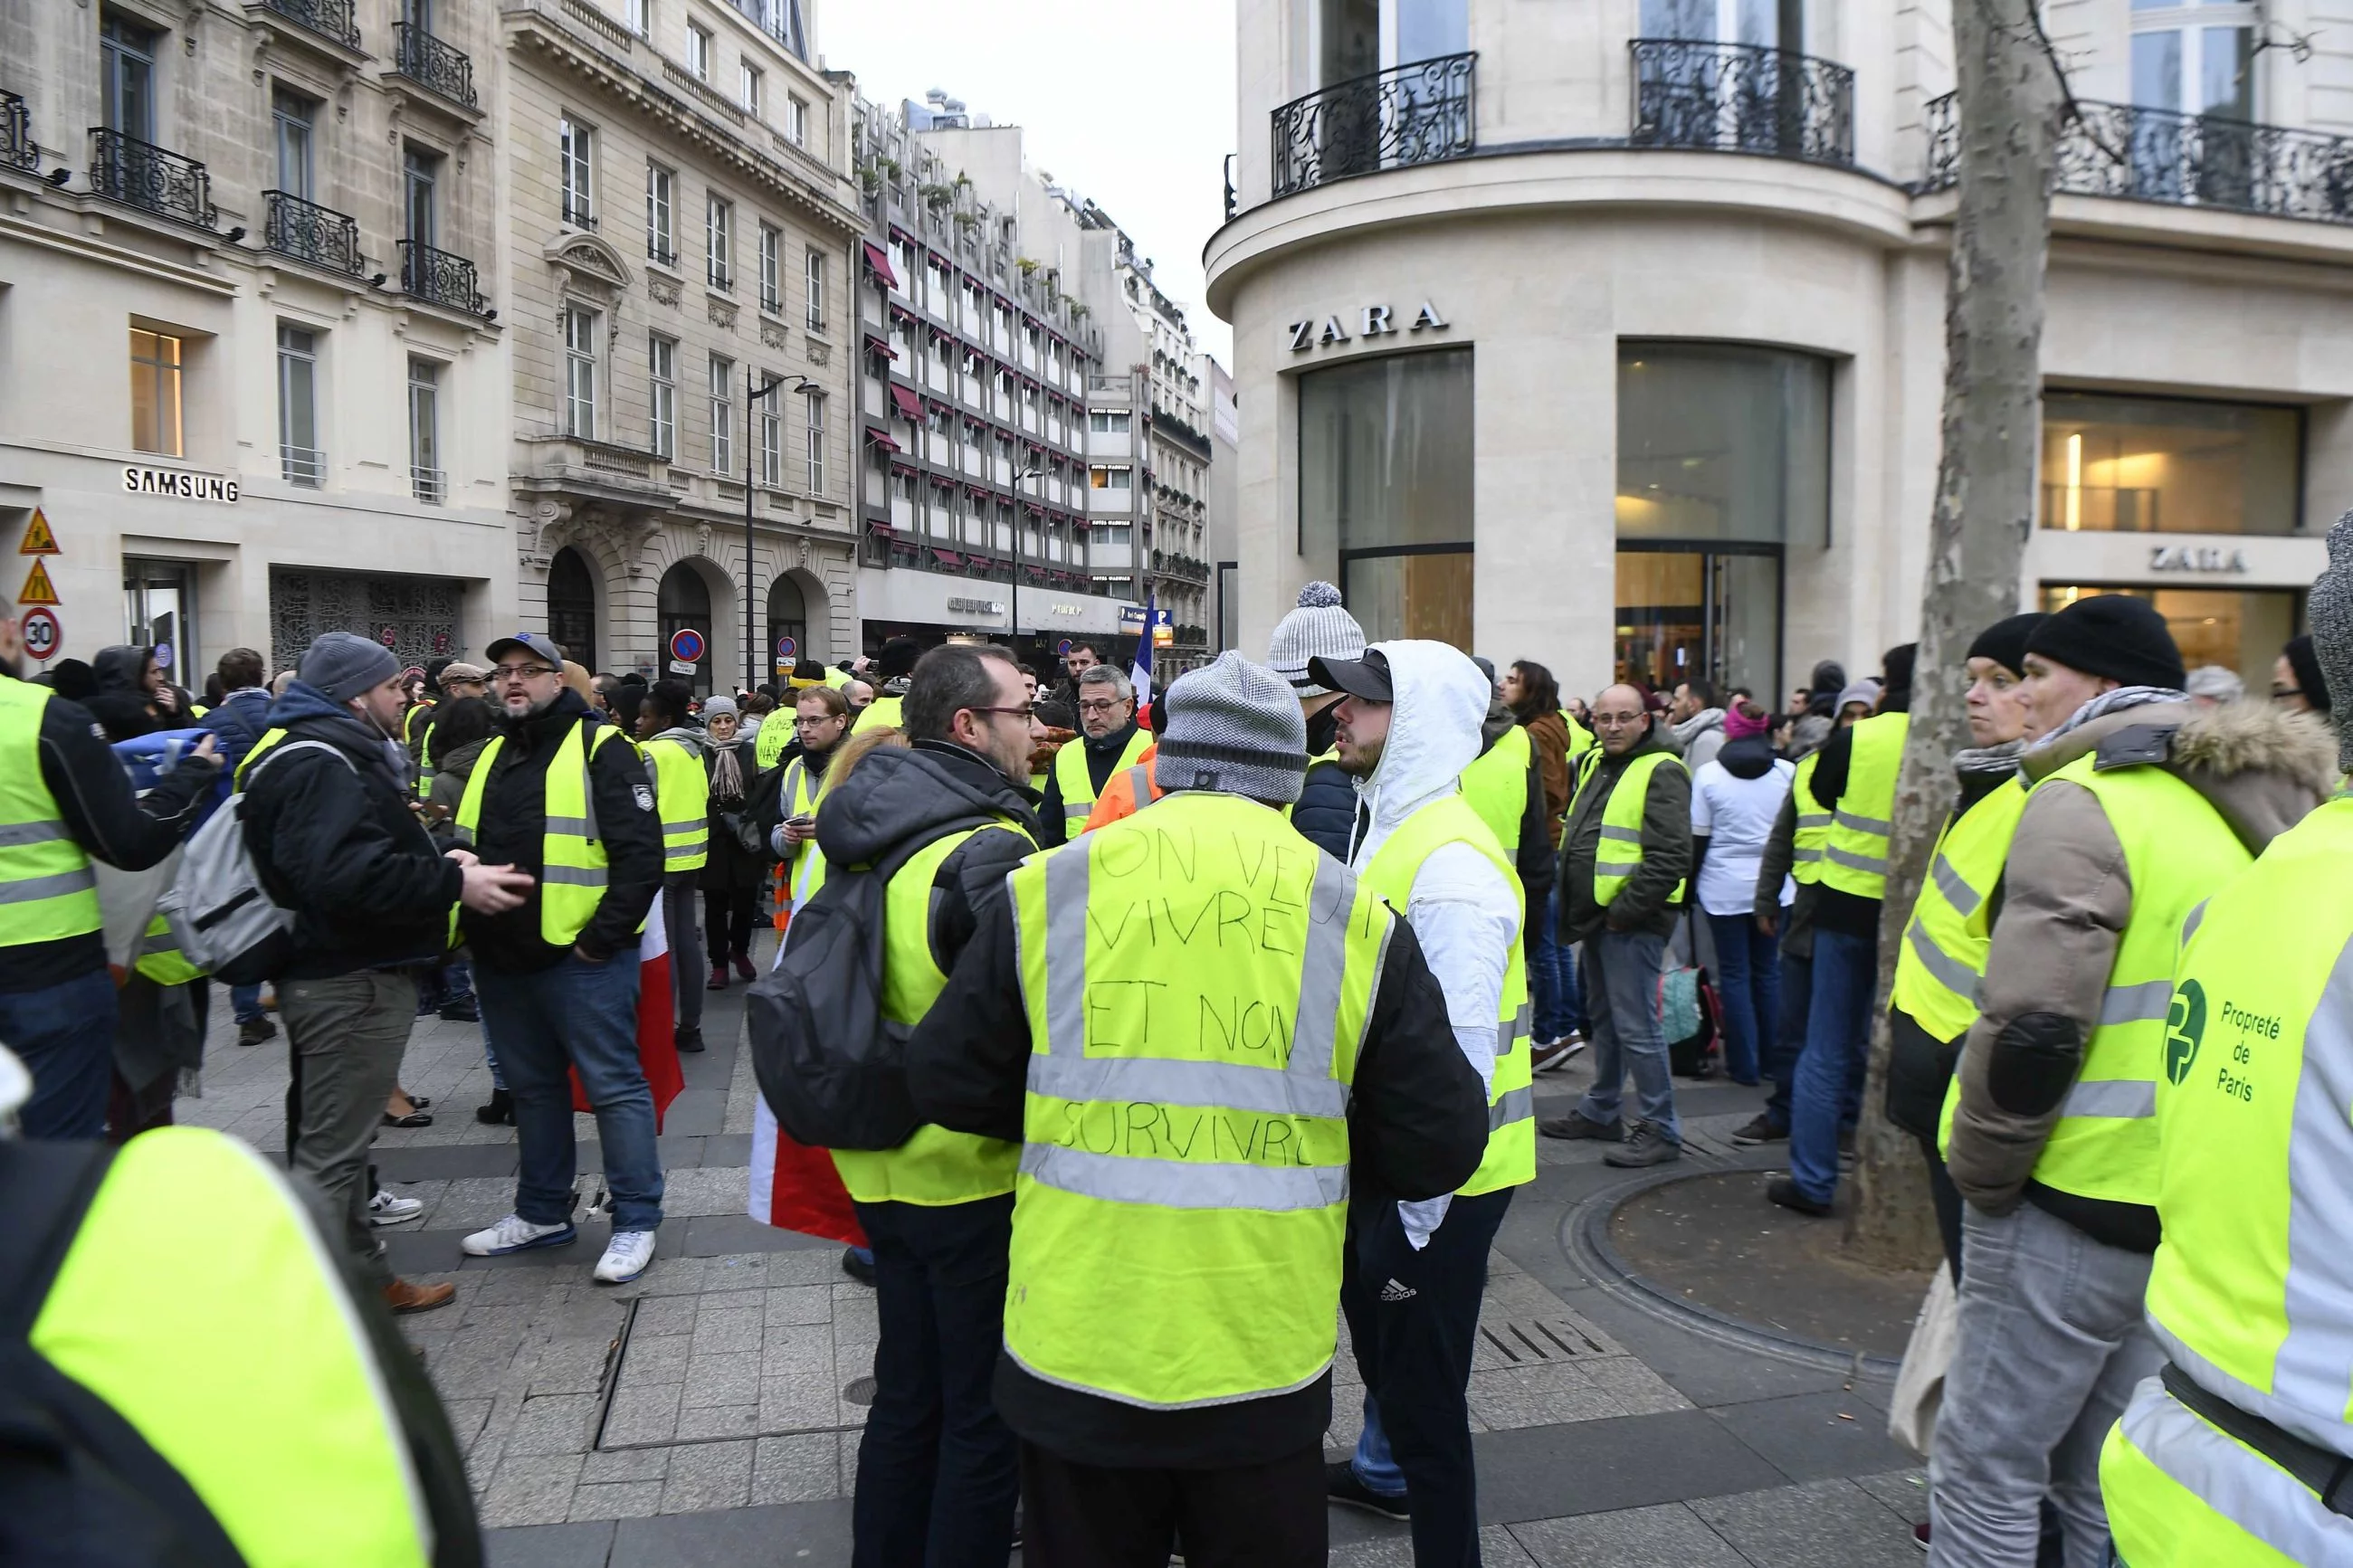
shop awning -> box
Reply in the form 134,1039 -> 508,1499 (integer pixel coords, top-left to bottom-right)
862,333 -> 898,361
889,384 -> 924,421
933,549 -> 964,568
862,241 -> 898,289
864,425 -> 901,452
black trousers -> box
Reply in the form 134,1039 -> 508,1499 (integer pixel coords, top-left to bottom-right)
1020,1440 -> 1326,1568
704,887 -> 757,968
1341,1187 -> 1514,1568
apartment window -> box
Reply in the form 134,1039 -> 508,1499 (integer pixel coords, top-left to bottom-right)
645,162 -> 675,264
805,391 -> 826,493
408,356 -> 443,503
129,328 -> 183,456
804,248 -> 825,332
278,325 -> 322,487
786,95 -> 809,147
706,195 -> 733,291
624,0 -> 650,36
1090,465 -> 1132,491
2040,393 -> 2299,537
559,116 -> 595,228
759,223 -> 782,312
760,380 -> 782,486
1089,410 -> 1131,433
710,353 -> 735,470
2132,2 -> 2257,121
403,145 -> 439,249
100,13 -> 158,142
564,306 -> 598,438
272,87 -> 315,200
684,22 -> 711,80
649,334 -> 677,460
740,62 -> 762,116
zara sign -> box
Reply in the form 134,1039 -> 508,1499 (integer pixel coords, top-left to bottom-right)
1286,301 -> 1449,354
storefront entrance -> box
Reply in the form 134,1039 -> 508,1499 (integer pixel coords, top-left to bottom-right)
1615,545 -> 1781,700
123,558 -> 196,689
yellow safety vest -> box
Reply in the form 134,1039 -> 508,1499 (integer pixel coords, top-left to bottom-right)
1890,776 -> 2028,1045
1559,709 -> 1596,767
1359,793 -> 1533,1195
1003,790 -> 1394,1408
754,712 -> 794,770
830,813 -> 1037,1207
859,694 -> 903,732
134,910 -> 205,987
0,679 -> 102,946
450,719 -> 632,948
1051,726 -> 1151,838
29,1127 -> 438,1567
1820,712 -> 1909,900
2101,797 -> 2353,1568
643,736 -> 710,876
772,756 -> 824,913
1790,751 -> 1832,886
412,713 -> 437,801
1460,724 -> 1531,856
1572,748 -> 1688,907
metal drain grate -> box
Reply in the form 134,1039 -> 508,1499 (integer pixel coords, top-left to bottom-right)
1478,1316 -> 1610,1365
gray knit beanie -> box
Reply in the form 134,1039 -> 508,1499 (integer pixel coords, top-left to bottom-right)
299,631 -> 400,704
2310,509 -> 2353,773
1152,651 -> 1310,804
1267,582 -> 1365,697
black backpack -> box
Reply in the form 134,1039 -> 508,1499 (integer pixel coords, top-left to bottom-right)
747,820 -> 992,1151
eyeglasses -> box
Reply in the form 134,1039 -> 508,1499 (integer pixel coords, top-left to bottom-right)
1076,698 -> 1128,716
968,704 -> 1036,722
491,663 -> 558,682
794,714 -> 845,728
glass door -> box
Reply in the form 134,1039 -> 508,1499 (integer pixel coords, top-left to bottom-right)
1615,545 -> 1780,701
123,559 -> 195,689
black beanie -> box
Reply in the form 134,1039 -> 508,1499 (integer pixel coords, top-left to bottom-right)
2283,633 -> 2331,715
1966,613 -> 2046,679
2025,595 -> 2186,690
876,635 -> 922,679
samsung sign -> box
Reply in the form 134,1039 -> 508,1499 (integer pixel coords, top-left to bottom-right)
1286,301 -> 1449,354
123,465 -> 239,503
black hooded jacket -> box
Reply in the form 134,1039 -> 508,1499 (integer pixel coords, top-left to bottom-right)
1289,699 -> 1356,861
85,646 -> 162,743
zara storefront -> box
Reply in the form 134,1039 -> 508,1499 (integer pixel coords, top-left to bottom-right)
1207,0 -> 2347,698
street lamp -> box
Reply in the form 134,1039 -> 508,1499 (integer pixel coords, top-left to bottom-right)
747,371 -> 821,697
1013,465 -> 1045,659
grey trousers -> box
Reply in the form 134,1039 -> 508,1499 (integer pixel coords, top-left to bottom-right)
663,880 -> 703,1032
1927,1200 -> 2160,1568
281,970 -> 417,1290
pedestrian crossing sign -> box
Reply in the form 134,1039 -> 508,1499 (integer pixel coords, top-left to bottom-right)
18,508 -> 59,556
17,557 -> 60,606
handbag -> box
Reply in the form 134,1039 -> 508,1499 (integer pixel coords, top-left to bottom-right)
1890,1262 -> 1958,1459
1661,910 -> 1722,1078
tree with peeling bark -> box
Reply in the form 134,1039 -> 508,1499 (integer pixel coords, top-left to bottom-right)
1843,0 -> 2066,1269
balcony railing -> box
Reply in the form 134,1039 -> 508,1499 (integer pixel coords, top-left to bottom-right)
1923,93 -> 2353,227
264,189 -> 364,275
88,128 -> 217,228
562,195 -> 597,230
3,90 -> 37,173
1629,39 -> 1855,167
391,22 -> 477,109
259,0 -> 360,52
1271,52 -> 1475,200
412,466 -> 447,505
281,444 -> 326,488
399,239 -> 489,316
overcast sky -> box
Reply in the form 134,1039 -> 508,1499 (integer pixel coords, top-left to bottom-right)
818,0 -> 1239,366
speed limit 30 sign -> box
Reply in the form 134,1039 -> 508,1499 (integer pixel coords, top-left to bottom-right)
19,606 -> 60,662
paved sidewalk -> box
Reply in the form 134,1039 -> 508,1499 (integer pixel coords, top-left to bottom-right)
182,965 -> 1933,1566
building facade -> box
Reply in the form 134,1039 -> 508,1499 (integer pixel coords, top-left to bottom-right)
1207,0 -> 2342,699
501,0 -> 861,695
2,0 -> 509,685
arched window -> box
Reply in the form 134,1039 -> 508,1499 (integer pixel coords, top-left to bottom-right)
548,548 -> 598,672
657,561 -> 713,694
767,574 -> 806,678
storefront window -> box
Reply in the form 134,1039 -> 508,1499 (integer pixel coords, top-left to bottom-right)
1298,347 -> 1473,649
123,559 -> 195,689
2040,584 -> 2302,697
2039,394 -> 2299,536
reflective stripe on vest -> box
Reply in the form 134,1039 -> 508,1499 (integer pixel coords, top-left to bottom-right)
134,911 -> 205,987
1891,775 -> 2028,1045
1359,792 -> 1534,1196
830,814 -> 1036,1207
1819,712 -> 1908,899
414,713 -> 437,801
1053,726 -> 1151,835
644,736 -> 710,875
1790,751 -> 1832,885
450,720 -> 625,947
1004,792 -> 1393,1410
0,680 -> 102,945
1574,749 -> 1688,908
1460,724 -> 1531,855
2101,1377 -> 2339,1568
31,1127 -> 435,1566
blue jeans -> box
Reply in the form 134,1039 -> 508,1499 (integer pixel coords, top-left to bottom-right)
476,945 -> 663,1232
231,982 -> 264,1024
1705,911 -> 1780,1087
1529,898 -> 1584,1042
3,968 -> 119,1140
1574,927 -> 1679,1144
1763,942 -> 1812,1131
1787,927 -> 1879,1204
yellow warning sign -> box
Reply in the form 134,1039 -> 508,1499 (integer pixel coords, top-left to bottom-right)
18,508 -> 58,556
17,558 -> 61,607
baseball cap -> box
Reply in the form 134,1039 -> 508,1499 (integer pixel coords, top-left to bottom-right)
484,632 -> 565,670
1308,649 -> 1395,704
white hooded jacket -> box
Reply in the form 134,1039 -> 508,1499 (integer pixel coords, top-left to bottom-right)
1343,640 -> 1522,1246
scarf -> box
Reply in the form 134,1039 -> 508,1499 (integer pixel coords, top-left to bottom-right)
1952,736 -> 2028,776
2028,685 -> 2189,755
709,741 -> 745,804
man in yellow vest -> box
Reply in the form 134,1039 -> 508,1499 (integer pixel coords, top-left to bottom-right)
452,633 -> 668,1287
1037,664 -> 1152,846
1540,683 -> 1692,1167
1928,596 -> 2333,1567
634,679 -> 710,1052
903,651 -> 1490,1565
2098,517 -> 2353,1566
854,634 -> 922,734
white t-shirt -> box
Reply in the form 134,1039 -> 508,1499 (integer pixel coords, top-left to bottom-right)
1689,755 -> 1796,917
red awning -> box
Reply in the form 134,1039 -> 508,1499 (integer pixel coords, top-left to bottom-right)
889,384 -> 924,420
862,333 -> 898,361
864,425 -> 901,452
862,241 -> 899,289
934,549 -> 964,567
868,521 -> 895,536
888,460 -> 917,477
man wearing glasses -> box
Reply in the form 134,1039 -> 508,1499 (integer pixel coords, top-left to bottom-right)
451,633 -> 668,1286
768,684 -> 851,912
1035,664 -> 1150,846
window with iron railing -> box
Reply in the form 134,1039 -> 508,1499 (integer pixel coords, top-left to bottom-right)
278,324 -> 324,488
409,356 -> 444,504
646,162 -> 675,264
707,195 -> 733,291
559,116 -> 596,228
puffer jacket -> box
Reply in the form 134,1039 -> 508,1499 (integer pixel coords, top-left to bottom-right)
1290,698 -> 1357,861
1945,699 -> 2338,1245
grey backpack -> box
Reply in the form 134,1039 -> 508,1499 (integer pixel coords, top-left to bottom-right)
157,740 -> 351,985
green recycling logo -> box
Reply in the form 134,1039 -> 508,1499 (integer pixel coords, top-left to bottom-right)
2166,980 -> 2206,1087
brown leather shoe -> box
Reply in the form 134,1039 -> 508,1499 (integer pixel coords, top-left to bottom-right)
384,1278 -> 457,1315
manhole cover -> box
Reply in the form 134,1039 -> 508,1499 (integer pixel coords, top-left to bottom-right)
1479,1316 -> 1610,1365
842,1376 -> 878,1405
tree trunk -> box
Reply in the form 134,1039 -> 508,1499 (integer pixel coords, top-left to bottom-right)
1843,0 -> 2064,1269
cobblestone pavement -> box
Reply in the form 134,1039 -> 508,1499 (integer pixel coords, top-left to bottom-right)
180,946 -> 1933,1566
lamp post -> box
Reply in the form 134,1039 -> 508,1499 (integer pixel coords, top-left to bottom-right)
1013,465 -> 1045,660
747,370 -> 821,697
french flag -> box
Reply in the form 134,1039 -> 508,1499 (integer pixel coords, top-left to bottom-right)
567,891 -> 685,1130
747,871 -> 867,1248
1130,586 -> 1156,713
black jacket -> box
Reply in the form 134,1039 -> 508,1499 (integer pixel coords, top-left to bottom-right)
241,682 -> 463,981
907,827 -> 1485,1470
698,738 -> 769,895
1034,718 -> 1141,847
198,689 -> 272,781
84,645 -> 162,743
1290,700 -> 1356,861
0,678 -> 215,994
1558,727 -> 1691,945
458,690 -> 662,973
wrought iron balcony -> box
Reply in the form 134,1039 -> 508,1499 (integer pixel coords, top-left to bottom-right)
3,90 -> 36,173
399,239 -> 489,316
259,0 -> 360,52
1629,39 -> 1854,167
562,195 -> 597,230
88,128 -> 218,228
264,189 -> 364,275
1922,93 -> 2353,227
1271,52 -> 1475,200
391,22 -> 477,109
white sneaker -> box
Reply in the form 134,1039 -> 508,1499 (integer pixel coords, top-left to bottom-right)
368,1189 -> 425,1226
594,1228 -> 658,1285
461,1212 -> 577,1257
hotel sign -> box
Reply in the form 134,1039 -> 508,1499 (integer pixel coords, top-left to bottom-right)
1286,301 -> 1449,354
122,465 -> 239,503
